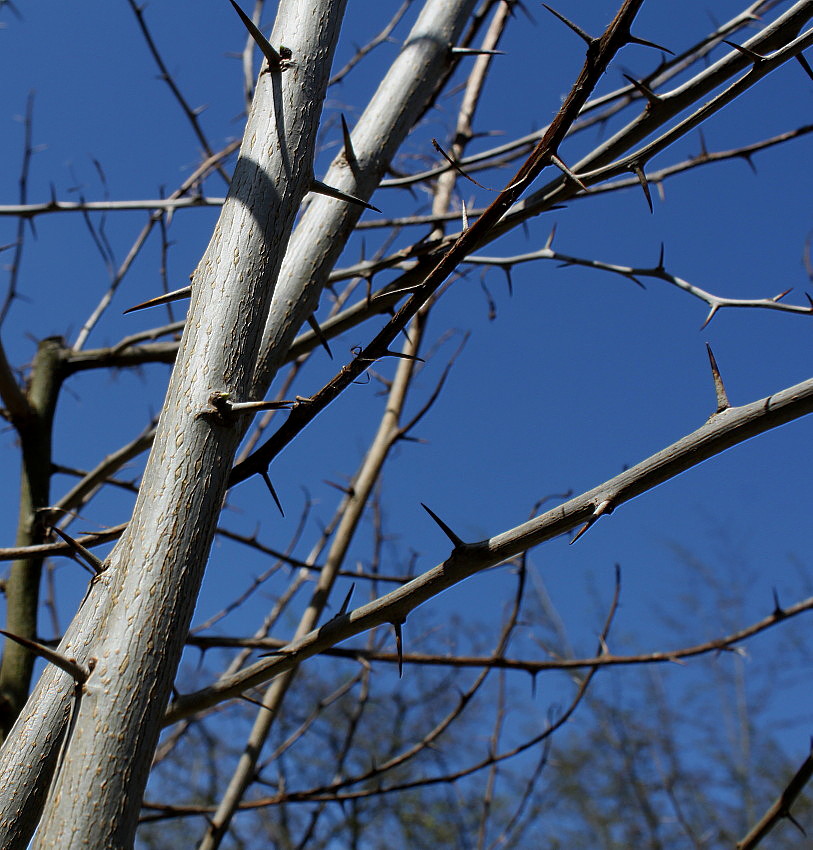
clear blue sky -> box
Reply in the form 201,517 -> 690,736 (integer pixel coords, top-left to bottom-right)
1,0 -> 812,830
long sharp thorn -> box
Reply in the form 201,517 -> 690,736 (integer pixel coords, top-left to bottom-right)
549,154 -> 587,190
229,0 -> 282,70
310,179 -> 380,213
570,500 -> 611,545
306,314 -> 333,359
772,587 -> 785,618
622,74 -> 661,106
723,40 -> 764,63
432,138 -> 490,190
50,526 -> 105,574
541,4 -> 593,46
421,503 -> 465,549
261,470 -> 284,516
124,285 -> 192,314
797,53 -> 813,82
544,224 -> 557,252
337,582 -> 355,617
340,114 -> 358,171
0,629 -> 90,683
706,343 -> 730,413
627,34 -> 674,55
392,620 -> 404,678
632,164 -> 653,213
450,47 -> 506,56
382,350 -> 424,362
701,304 -> 719,330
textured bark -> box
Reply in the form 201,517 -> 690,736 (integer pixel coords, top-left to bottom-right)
251,0 -> 478,397
0,2 -> 348,848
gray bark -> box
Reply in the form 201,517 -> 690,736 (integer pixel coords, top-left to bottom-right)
0,2 -> 347,847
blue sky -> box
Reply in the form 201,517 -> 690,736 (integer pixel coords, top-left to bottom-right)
1,0 -> 812,838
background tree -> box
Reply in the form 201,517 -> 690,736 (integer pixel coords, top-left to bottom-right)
0,0 -> 811,847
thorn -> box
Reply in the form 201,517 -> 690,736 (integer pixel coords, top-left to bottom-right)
381,349 -> 424,362
701,304 -> 719,330
656,243 -> 665,271
503,266 -> 513,297
49,526 -> 105,574
337,582 -> 355,617
622,74 -> 661,107
340,114 -> 358,171
771,587 -> 787,619
696,129 -> 709,161
310,179 -> 380,213
627,34 -> 674,55
549,154 -> 588,190
772,287 -> 792,303
461,198 -> 469,230
530,671 -> 537,699
124,285 -> 192,314
570,499 -> 611,544
631,163 -> 653,213
306,314 -> 333,359
797,53 -> 813,82
450,46 -> 505,56
392,620 -> 405,677
544,224 -> 557,252
432,138 -> 490,191
420,503 -> 465,549
323,479 -> 355,497
229,0 -> 282,70
740,152 -> 757,175
541,4 -> 594,47
723,40 -> 765,64
0,630 -> 90,684
786,812 -> 807,837
706,343 -> 730,413
806,292 -> 813,311
370,284 -> 423,302
260,470 -> 284,516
